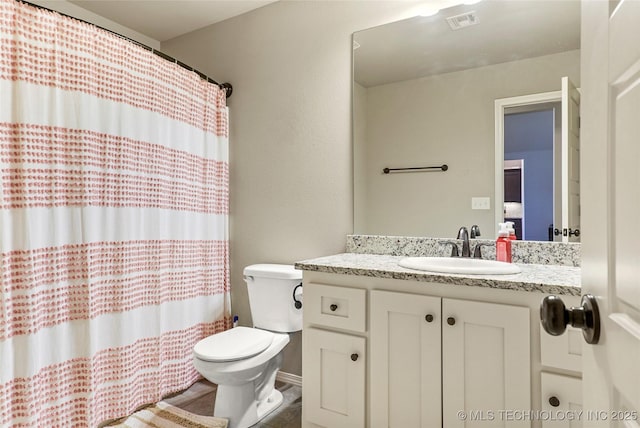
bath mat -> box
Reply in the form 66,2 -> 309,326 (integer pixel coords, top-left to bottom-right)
109,401 -> 228,428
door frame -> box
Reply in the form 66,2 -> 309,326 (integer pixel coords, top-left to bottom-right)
494,91 -> 561,238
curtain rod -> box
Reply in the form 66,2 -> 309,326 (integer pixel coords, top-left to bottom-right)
17,0 -> 233,98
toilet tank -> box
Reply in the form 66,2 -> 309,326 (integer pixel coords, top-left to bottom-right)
243,264 -> 303,333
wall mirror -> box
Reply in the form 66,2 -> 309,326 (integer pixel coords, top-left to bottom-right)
353,0 -> 581,242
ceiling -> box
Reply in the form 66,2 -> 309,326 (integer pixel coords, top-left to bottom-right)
67,0 -> 581,85
69,0 -> 278,41
354,0 -> 581,87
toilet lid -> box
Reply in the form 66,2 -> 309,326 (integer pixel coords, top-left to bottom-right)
193,327 -> 274,362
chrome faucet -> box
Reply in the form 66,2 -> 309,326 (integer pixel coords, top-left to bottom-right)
470,224 -> 481,239
457,226 -> 471,257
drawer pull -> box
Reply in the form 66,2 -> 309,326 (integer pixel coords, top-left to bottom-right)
425,314 -> 434,323
330,304 -> 338,312
549,396 -> 560,407
350,353 -> 359,361
447,317 -> 456,326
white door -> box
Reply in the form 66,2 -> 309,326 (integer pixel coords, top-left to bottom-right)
442,298 -> 530,427
561,76 -> 581,243
581,0 -> 640,426
303,327 -> 365,428
370,291 -> 441,428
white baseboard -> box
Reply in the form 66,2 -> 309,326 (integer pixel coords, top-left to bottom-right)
276,371 -> 302,387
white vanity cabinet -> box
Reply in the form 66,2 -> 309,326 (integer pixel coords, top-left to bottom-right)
369,291 -> 442,427
302,283 -> 367,428
304,328 -> 366,427
539,295 -> 583,427
302,272 -> 541,428
540,373 -> 582,428
370,290 -> 530,428
442,297 -> 531,427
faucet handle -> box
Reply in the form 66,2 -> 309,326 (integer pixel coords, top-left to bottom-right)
440,240 -> 459,257
470,225 -> 481,239
473,242 -> 492,259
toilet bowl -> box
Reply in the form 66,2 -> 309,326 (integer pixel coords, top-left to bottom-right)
193,327 -> 290,427
192,264 -> 302,428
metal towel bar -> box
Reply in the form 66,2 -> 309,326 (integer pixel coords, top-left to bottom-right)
382,164 -> 448,174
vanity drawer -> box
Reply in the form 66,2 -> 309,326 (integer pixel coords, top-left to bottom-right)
541,372 -> 582,427
304,283 -> 366,332
541,324 -> 583,372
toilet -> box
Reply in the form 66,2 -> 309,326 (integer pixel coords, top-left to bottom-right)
192,264 -> 303,428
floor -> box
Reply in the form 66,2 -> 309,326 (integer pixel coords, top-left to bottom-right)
164,379 -> 302,428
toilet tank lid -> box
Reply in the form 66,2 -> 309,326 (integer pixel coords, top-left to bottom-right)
243,264 -> 302,280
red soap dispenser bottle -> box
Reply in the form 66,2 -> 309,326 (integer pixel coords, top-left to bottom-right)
496,223 -> 512,263
505,221 -> 517,240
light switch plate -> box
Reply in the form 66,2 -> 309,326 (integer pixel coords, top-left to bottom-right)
472,197 -> 491,210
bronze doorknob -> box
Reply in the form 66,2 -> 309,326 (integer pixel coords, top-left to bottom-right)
540,294 -> 600,344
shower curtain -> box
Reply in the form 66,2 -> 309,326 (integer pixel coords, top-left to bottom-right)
0,1 -> 231,426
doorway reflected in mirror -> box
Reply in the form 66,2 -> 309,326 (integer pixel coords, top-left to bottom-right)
504,108 -> 555,242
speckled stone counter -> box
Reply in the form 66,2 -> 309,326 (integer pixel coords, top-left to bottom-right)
346,235 -> 581,267
295,253 -> 580,296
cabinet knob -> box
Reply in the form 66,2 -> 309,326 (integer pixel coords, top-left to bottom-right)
447,317 -> 456,326
350,353 -> 359,361
329,304 -> 338,311
549,396 -> 560,407
425,314 -> 434,323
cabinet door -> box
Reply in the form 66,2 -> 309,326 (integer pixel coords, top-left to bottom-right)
443,298 -> 531,427
540,325 -> 583,373
370,290 -> 442,428
303,327 -> 365,428
541,372 -> 582,428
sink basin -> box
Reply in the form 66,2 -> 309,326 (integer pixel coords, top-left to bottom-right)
398,257 -> 521,275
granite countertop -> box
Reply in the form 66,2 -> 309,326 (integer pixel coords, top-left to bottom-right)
295,253 -> 581,296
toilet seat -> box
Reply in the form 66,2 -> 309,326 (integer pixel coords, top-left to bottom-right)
193,327 -> 274,362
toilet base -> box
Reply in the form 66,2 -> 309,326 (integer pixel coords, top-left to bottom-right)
257,389 -> 283,421
214,384 -> 283,428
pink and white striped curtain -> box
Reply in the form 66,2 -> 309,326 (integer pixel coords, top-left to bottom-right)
0,1 -> 231,426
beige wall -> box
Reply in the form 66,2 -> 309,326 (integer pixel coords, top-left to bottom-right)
162,1 -> 416,375
356,49 -> 580,239
28,0 -> 160,48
